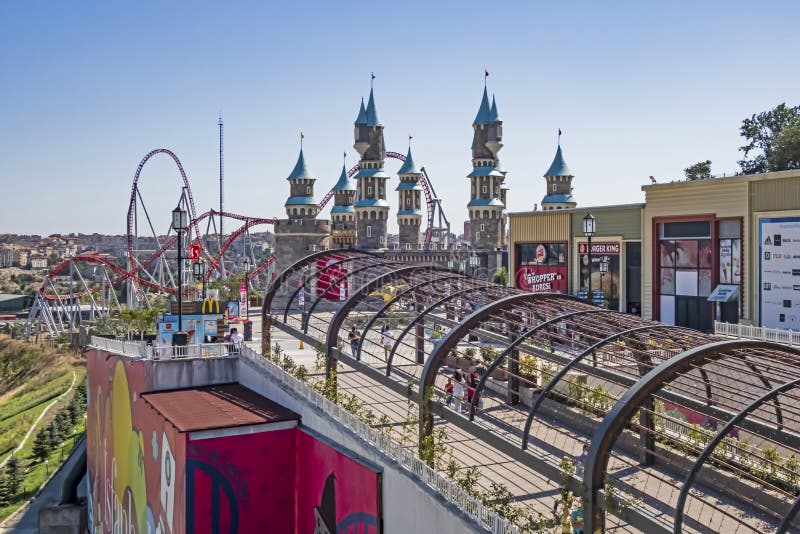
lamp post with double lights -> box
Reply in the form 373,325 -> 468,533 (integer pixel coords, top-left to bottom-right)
172,205 -> 189,343
599,260 -> 609,308
243,258 -> 252,341
193,260 -> 207,299
582,213 -> 596,302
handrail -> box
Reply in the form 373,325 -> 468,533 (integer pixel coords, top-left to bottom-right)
237,345 -> 519,534
715,321 -> 799,346
88,335 -> 239,360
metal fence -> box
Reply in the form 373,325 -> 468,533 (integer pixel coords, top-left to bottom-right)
237,345 -> 520,534
715,321 -> 800,346
88,336 -> 240,360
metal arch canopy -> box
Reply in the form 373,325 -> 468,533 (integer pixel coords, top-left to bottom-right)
418,292 -> 583,444
324,264 -> 454,381
582,339 -> 800,534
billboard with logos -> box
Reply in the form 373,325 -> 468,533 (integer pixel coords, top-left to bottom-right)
759,217 -> 800,330
317,255 -> 349,301
515,243 -> 568,293
578,241 -> 620,307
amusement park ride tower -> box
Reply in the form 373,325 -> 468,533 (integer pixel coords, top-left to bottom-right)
467,84 -> 508,276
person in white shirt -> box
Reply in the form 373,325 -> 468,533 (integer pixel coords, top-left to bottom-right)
452,371 -> 466,414
381,323 -> 393,359
229,327 -> 243,350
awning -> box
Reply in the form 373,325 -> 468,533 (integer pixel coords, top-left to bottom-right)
707,284 -> 739,302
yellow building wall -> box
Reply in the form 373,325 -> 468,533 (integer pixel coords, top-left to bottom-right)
642,180 -> 749,321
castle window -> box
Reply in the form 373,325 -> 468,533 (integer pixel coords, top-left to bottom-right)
306,186 -> 311,194
475,231 -> 480,241
366,225 -> 372,237
367,186 -> 373,195
480,223 -> 485,231
406,198 -> 411,206
482,185 -> 487,194
552,184 -> 557,192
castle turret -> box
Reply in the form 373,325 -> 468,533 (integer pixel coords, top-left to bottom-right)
353,80 -> 389,250
274,142 -> 330,273
541,136 -> 577,210
396,145 -> 422,249
468,86 -> 507,252
331,157 -> 357,248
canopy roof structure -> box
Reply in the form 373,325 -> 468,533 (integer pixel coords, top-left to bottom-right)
263,249 -> 800,534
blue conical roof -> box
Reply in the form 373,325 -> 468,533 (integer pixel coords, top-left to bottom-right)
354,97 -> 367,125
398,146 -> 421,175
365,88 -> 381,126
473,87 -> 492,125
544,145 -> 572,177
287,148 -> 314,181
489,95 -> 500,122
333,164 -> 356,191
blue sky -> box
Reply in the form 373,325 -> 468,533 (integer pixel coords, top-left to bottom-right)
1,1 -> 798,236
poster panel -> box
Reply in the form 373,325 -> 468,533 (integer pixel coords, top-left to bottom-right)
578,242 -> 620,304
295,429 -> 381,534
759,217 -> 800,330
317,255 -> 349,302
516,265 -> 568,293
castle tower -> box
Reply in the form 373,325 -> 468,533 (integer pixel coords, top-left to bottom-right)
273,143 -> 330,273
541,135 -> 577,210
353,82 -> 389,250
330,158 -> 357,248
396,145 -> 423,249
467,86 -> 507,253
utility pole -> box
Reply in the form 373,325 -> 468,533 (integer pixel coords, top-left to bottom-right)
219,116 -> 224,238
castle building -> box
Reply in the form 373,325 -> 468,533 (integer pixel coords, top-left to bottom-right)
396,146 -> 423,249
273,146 -> 331,273
467,85 -> 507,274
541,140 -> 577,210
353,88 -> 389,250
330,161 -> 357,248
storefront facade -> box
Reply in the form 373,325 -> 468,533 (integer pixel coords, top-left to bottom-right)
643,169 -> 800,331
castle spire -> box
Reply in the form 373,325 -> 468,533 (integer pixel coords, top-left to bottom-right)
286,146 -> 314,181
365,87 -> 381,126
489,94 -> 500,122
354,97 -> 367,125
473,86 -> 492,125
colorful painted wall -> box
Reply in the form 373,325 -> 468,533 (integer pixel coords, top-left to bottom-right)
86,351 -> 187,533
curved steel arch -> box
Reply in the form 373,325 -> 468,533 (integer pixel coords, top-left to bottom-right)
385,282 -> 496,376
324,264 -> 451,381
582,339 -> 800,534
355,273 -> 464,361
285,254 -> 388,323
674,376 -> 800,533
261,248 -> 374,354
304,259 -> 404,332
419,292 -> 582,444
521,324 -> 687,449
467,307 -> 613,422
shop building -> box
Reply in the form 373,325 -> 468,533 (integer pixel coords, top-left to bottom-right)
509,204 -> 643,314
642,168 -> 800,331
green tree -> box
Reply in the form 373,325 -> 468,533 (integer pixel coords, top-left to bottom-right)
684,160 -> 712,181
5,455 -> 22,495
47,422 -> 62,449
492,267 -> 509,287
32,428 -> 50,462
119,308 -> 159,340
55,409 -> 72,436
66,399 -> 80,427
739,103 -> 800,174
0,475 -> 10,506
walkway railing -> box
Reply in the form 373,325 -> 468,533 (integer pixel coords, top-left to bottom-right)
238,345 -> 519,534
88,336 -> 239,360
715,321 -> 800,346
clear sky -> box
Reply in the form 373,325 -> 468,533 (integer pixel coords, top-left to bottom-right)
1,1 -> 798,237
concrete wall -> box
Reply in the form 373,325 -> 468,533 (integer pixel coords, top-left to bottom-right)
237,357 -> 480,534
274,218 -> 332,273
143,357 -> 238,392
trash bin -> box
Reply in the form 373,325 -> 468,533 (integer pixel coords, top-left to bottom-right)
244,321 -> 253,342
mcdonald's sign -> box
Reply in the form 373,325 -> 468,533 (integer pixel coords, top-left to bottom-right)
201,297 -> 221,314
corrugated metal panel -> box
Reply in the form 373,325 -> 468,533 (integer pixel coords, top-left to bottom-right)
509,212 -> 571,242
751,178 -> 800,212
570,207 -> 642,239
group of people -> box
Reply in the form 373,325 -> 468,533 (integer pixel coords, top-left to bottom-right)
444,366 -> 483,414
347,323 -> 393,360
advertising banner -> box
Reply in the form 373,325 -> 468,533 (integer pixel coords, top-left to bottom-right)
759,217 -> 800,330
239,285 -> 247,320
158,314 -> 221,345
579,242 -> 620,305
317,255 -> 348,301
516,265 -> 568,293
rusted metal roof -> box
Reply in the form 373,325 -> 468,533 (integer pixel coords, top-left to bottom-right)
141,383 -> 299,432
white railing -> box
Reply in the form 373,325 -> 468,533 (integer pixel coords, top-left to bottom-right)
238,345 -> 519,534
88,336 -> 240,360
715,321 -> 800,346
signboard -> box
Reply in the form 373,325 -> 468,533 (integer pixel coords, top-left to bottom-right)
579,241 -> 620,305
759,217 -> 800,330
578,242 -> 620,255
316,256 -> 348,301
708,284 -> 739,303
516,266 -> 567,293
157,314 -> 222,345
226,300 -> 239,319
239,284 -> 248,320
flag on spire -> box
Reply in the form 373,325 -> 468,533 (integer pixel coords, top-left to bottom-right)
485,69 -> 489,77
558,128 -> 562,145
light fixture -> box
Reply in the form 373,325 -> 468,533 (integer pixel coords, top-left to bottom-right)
582,213 -> 596,237
172,205 -> 189,232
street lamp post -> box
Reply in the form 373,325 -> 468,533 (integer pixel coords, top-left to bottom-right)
599,260 -> 609,308
193,260 -> 207,299
469,252 -> 479,278
243,258 -> 251,316
583,213 -> 596,303
172,205 -> 189,344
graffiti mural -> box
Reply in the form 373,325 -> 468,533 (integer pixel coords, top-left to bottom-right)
86,352 -> 186,533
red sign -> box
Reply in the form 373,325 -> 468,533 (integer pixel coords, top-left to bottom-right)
316,256 -> 349,301
189,243 -> 202,261
516,266 -> 568,293
578,242 -> 620,255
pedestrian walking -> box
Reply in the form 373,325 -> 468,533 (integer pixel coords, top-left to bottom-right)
348,325 -> 361,358
452,371 -> 466,414
381,323 -> 393,359
229,327 -> 243,352
444,377 -> 454,407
